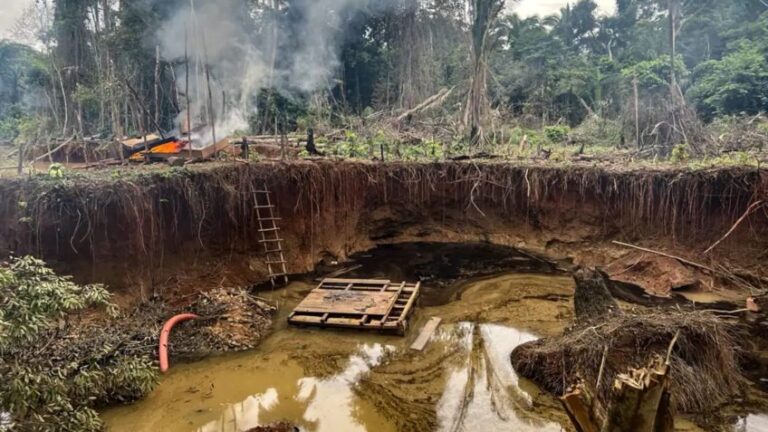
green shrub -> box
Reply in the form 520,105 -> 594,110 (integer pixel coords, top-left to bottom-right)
544,125 -> 571,143
570,116 -> 622,147
330,131 -> 369,158
670,144 -> 690,163
0,257 -> 159,432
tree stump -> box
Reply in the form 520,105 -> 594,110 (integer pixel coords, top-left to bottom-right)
573,266 -> 622,321
561,356 -> 674,432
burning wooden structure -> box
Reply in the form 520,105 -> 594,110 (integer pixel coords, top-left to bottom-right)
122,134 -> 237,163
288,278 -> 420,335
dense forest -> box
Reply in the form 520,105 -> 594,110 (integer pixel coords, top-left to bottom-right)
0,0 -> 767,160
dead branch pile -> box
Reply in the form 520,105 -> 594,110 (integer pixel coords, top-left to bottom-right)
173,287 -> 276,354
510,310 -> 746,413
47,287 -> 276,381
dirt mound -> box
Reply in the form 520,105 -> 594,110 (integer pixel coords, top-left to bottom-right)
510,311 -> 746,413
606,253 -> 699,297
173,287 -> 276,354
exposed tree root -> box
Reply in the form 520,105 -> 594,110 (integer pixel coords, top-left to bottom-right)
0,161 -> 765,294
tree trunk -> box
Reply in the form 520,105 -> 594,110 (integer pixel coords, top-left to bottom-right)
464,0 -> 505,146
668,0 -> 678,90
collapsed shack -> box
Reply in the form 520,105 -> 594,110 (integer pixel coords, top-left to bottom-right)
511,268 -> 748,429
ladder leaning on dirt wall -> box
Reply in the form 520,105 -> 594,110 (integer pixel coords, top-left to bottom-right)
253,184 -> 289,287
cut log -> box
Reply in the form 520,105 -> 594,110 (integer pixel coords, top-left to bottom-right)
561,385 -> 602,432
602,356 -> 672,432
561,356 -> 673,432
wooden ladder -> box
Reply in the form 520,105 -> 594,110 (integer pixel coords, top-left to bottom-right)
254,184 -> 289,287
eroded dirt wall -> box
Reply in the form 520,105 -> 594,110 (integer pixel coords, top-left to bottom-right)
0,161 -> 765,298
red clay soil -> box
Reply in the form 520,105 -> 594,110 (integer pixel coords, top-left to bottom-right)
0,161 -> 765,302
605,253 -> 701,297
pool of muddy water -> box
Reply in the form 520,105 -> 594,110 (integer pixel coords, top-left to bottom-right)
102,243 -> 768,432
103,271 -> 576,432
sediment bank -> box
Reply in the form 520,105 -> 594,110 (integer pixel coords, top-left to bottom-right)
0,161 -> 764,302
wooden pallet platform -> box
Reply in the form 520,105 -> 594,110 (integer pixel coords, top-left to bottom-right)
288,278 -> 420,335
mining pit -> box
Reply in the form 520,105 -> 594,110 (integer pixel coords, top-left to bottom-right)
2,161 -> 768,431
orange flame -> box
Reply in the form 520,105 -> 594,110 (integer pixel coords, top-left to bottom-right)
129,140 -> 188,161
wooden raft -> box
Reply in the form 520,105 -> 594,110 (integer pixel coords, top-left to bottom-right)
288,278 -> 420,335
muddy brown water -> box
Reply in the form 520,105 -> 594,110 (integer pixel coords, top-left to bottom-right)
101,243 -> 768,432
102,273 -> 575,431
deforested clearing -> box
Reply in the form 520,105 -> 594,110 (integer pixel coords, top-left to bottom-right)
1,1 -> 768,431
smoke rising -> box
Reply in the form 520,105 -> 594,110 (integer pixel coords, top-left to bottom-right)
157,0 -> 386,147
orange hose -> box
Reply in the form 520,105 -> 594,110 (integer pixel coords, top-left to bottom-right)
159,313 -> 199,373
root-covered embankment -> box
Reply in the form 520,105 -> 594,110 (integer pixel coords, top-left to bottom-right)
0,161 -> 766,297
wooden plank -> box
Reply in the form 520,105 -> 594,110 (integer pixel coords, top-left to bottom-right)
410,317 -> 443,351
323,278 -> 391,285
379,282 -> 406,325
193,138 -> 235,160
398,282 -> 421,324
315,265 -> 363,282
293,289 -> 397,316
121,133 -> 161,149
289,315 -> 404,330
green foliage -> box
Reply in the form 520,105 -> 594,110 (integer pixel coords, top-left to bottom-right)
0,105 -> 42,145
250,89 -> 309,134
621,56 -> 689,92
400,139 -> 444,162
48,163 -> 65,179
0,257 -> 158,432
0,257 -> 111,345
2,0 -> 767,156
570,116 -> 622,147
688,45 -> 768,121
330,131 -> 369,158
0,41 -> 45,115
544,125 -> 571,143
670,143 -> 690,163
0,106 -> 24,142
73,84 -> 101,123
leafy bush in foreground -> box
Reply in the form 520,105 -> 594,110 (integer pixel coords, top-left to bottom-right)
0,257 -> 158,432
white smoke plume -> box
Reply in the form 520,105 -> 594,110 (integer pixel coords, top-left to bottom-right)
157,0 -> 389,147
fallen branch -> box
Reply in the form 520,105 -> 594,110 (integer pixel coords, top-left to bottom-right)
396,87 -> 454,122
704,200 -> 765,255
33,137 -> 74,162
612,241 -> 714,273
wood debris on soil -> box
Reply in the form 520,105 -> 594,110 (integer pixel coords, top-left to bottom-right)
173,287 -> 277,354
511,267 -> 747,417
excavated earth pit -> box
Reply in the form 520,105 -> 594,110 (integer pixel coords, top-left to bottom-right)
101,242 -> 767,432
2,161 -> 768,431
